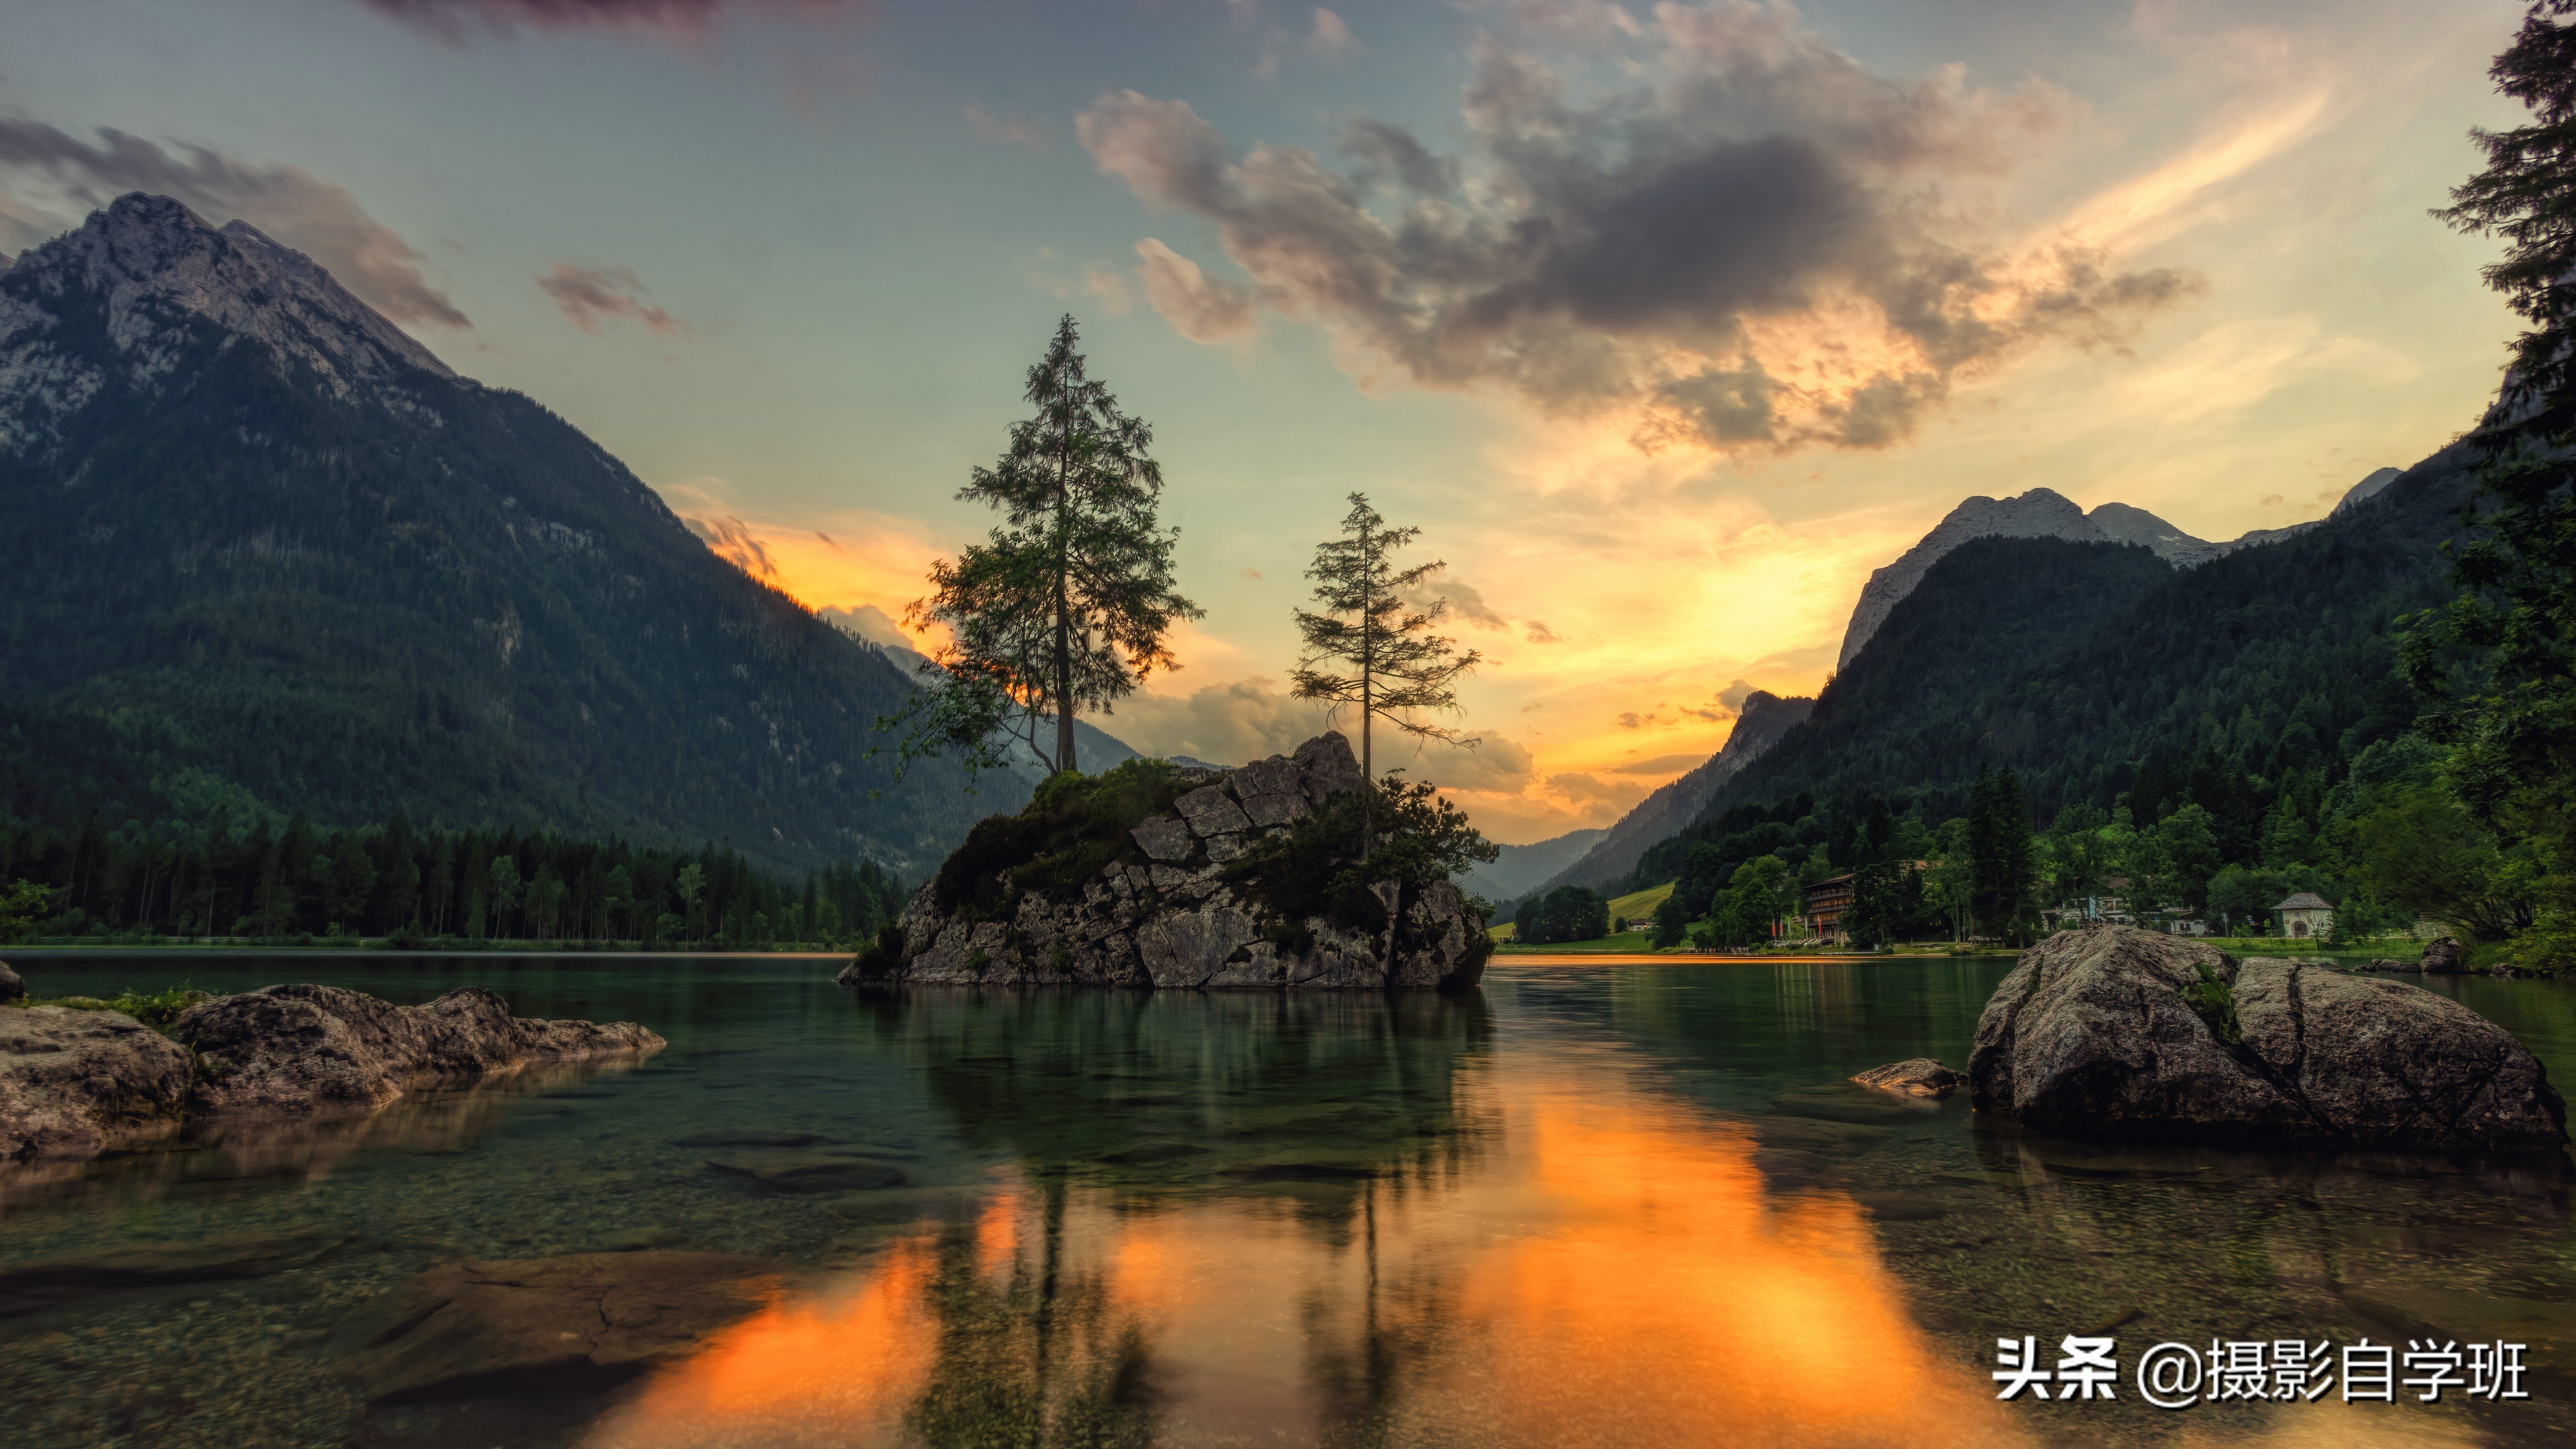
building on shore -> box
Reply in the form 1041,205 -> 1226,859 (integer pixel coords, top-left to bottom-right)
2272,891 -> 2336,939
1803,873 -> 1855,944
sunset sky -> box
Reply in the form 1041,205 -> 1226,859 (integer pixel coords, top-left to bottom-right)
0,0 -> 2530,842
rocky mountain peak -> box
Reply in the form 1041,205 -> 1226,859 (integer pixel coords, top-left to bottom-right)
0,191 -> 455,453
1835,488 -> 2108,669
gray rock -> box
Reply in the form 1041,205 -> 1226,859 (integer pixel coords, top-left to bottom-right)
2364,957 -> 2420,973
1230,755 -> 1301,801
332,1251 -> 783,1402
1970,927 -> 2566,1148
1238,790 -> 1309,827
2421,936 -> 2467,973
1204,832 -> 1248,863
1129,816 -> 1197,862
1971,928 -> 2318,1142
0,1005 -> 193,1160
1176,784 -> 1253,836
2234,958 -> 2564,1148
0,959 -> 22,1002
1137,902 -> 1260,987
1851,1058 -> 1963,1097
174,984 -> 664,1116
1293,731 -> 1367,803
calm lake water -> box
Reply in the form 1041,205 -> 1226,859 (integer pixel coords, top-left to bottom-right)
2,953 -> 2571,1448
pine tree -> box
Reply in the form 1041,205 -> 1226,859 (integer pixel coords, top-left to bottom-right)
886,316 -> 1201,780
2415,0 -> 2576,966
1291,493 -> 1483,856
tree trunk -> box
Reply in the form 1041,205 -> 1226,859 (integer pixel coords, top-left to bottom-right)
1359,517 -> 1373,863
1052,430 -> 1077,775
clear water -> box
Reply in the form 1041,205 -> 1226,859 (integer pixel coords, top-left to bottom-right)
1,953 -> 2570,1448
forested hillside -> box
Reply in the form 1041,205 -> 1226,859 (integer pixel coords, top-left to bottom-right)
0,194 -> 1019,882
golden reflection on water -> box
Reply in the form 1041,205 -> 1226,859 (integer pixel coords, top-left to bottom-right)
586,1065 -> 2046,1449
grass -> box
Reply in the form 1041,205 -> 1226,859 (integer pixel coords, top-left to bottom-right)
1489,879 -> 1678,945
12,984 -> 209,1028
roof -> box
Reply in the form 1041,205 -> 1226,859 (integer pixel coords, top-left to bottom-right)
2272,892 -> 2334,911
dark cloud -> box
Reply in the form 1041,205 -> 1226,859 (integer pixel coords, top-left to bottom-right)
356,0 -> 865,44
0,121 -> 468,328
1078,2 -> 2193,452
538,263 -> 692,337
1403,576 -> 1509,631
1524,621 -> 1562,644
1716,678 -> 1757,710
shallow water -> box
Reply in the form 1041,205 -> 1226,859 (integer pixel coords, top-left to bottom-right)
2,953 -> 2570,1448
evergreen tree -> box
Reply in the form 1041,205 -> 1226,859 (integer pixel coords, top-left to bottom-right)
1968,766 -> 2036,941
2417,0 -> 2576,966
1291,493 -> 1484,857
887,316 -> 1201,779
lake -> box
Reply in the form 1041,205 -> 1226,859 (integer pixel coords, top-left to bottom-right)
2,953 -> 2570,1447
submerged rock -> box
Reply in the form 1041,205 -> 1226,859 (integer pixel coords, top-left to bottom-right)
174,984 -> 664,1115
333,1251 -> 783,1402
842,732 -> 1491,993
0,1005 -> 192,1160
1968,926 -> 2565,1149
1850,1059 -> 1963,1098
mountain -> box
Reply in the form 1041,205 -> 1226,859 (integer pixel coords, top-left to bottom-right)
1625,441 -> 2474,889
1456,826 -> 1604,906
1832,470 -> 2402,667
2330,465 -> 2406,516
0,193 -> 1035,879
1505,689 -> 1816,906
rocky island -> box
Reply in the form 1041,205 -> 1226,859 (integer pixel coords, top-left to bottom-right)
1,980 -> 663,1162
1966,925 -> 2566,1149
840,733 -> 1492,991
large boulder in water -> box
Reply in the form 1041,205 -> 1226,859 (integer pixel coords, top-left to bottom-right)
1969,926 -> 2564,1149
0,1005 -> 193,1160
173,984 -> 663,1115
841,732 -> 1491,992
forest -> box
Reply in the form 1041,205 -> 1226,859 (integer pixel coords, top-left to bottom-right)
0,805 -> 909,948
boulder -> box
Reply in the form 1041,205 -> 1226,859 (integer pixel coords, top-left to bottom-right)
1293,732 -> 1367,803
1176,784 -> 1253,837
2234,958 -> 2564,1147
0,1005 -> 193,1160
332,1252 -> 783,1402
2421,936 -> 2468,973
0,959 -> 23,1002
1851,1058 -> 1963,1098
2364,957 -> 2421,973
1970,926 -> 2565,1148
1129,816 -> 1196,862
174,984 -> 664,1115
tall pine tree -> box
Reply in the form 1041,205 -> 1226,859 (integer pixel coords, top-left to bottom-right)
886,316 -> 1200,779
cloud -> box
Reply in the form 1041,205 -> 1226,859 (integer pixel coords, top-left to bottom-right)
1133,237 -> 1258,342
1716,677 -> 1757,710
1077,2 -> 2192,453
1544,770 -> 1649,810
685,515 -> 777,578
1308,8 -> 1358,55
965,99 -> 1051,152
1403,576 -> 1508,630
355,0 -> 866,45
1604,753 -> 1707,775
816,601 -> 911,648
537,263 -> 692,337
1524,621 -> 1563,644
1100,677 -> 1337,766
1239,565 -> 1263,580
0,121 -> 468,328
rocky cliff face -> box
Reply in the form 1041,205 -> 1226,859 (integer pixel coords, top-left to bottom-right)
840,733 -> 1491,992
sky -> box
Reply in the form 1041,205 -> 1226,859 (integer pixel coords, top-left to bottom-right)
0,0 -> 2535,843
